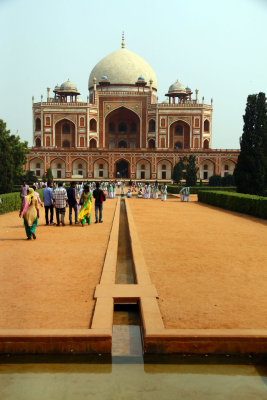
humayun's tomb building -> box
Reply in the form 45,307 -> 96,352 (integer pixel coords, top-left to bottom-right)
26,35 -> 239,181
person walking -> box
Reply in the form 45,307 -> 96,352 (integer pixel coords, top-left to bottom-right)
93,182 -> 105,223
161,183 -> 167,201
43,181 -> 54,225
19,188 -> 39,240
20,181 -> 29,204
67,182 -> 78,225
78,184 -> 92,227
53,182 -> 68,226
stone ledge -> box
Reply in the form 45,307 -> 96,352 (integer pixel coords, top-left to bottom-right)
94,284 -> 158,300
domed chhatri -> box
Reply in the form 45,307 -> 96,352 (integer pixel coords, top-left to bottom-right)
60,79 -> 78,92
88,48 -> 158,90
168,80 -> 186,94
53,79 -> 80,102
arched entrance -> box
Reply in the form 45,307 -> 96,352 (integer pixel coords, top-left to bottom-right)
116,160 -> 129,179
105,107 -> 140,148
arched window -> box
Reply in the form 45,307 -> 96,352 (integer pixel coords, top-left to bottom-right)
204,120 -> 210,132
90,119 -> 97,131
175,125 -> 183,135
118,122 -> 127,133
80,117 -> 84,127
224,164 -> 229,170
148,139 -> 155,149
99,164 -> 103,169
204,164 -> 208,170
62,123 -> 70,134
63,140 -> 70,148
35,118 -> 41,131
35,137 -> 41,147
203,139 -> 209,149
109,122 -> 115,133
90,139 -> 97,148
162,164 -> 166,170
36,163 -> 40,169
78,163 -> 82,170
118,140 -> 127,148
141,164 -> 145,170
57,163 -> 61,169
130,122 -> 136,133
149,119 -> 155,132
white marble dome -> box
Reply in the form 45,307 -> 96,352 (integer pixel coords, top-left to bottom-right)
88,48 -> 157,89
60,79 -> 78,91
168,80 -> 186,93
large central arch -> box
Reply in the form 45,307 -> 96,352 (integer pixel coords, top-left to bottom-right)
115,159 -> 129,178
105,107 -> 140,149
55,119 -> 75,148
170,120 -> 190,149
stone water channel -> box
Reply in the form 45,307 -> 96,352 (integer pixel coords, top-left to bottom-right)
1,198 -> 267,399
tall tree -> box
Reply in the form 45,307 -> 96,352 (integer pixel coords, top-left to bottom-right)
172,158 -> 184,183
234,93 -> 267,195
185,155 -> 198,186
0,120 -> 29,194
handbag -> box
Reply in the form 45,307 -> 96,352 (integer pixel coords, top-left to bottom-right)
100,192 -> 106,202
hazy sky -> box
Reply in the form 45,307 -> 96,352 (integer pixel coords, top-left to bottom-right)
0,0 -> 266,149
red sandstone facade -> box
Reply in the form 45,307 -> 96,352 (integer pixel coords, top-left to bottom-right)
26,43 -> 239,181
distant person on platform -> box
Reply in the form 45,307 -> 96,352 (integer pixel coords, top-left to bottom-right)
93,182 -> 105,223
67,182 -> 78,225
53,182 -> 68,226
20,181 -> 29,204
43,181 -> 54,225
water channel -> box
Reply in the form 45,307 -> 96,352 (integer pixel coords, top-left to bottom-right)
1,198 -> 267,399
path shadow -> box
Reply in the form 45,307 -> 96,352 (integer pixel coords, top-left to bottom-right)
0,238 -> 28,241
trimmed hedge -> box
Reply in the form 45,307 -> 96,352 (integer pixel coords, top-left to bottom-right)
0,189 -> 43,215
167,184 -> 236,194
198,190 -> 267,219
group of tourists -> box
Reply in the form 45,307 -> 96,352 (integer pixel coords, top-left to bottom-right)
19,179 -> 190,240
19,181 -> 106,240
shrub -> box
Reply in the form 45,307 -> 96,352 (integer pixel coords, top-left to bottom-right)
0,189 -> 43,215
198,190 -> 267,219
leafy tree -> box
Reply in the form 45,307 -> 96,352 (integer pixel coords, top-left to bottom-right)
234,93 -> 267,195
185,155 -> 198,186
14,170 -> 38,186
42,168 -> 54,183
46,168 -> 53,182
172,159 -> 184,183
221,174 -> 235,186
0,120 -> 29,194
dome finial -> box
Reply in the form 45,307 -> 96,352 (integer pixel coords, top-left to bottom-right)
121,32 -> 125,48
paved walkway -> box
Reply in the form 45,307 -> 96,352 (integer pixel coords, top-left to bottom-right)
0,199 -> 117,329
130,197 -> 267,329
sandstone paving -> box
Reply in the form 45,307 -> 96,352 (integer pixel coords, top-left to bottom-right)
0,199 -> 117,329
130,196 -> 267,329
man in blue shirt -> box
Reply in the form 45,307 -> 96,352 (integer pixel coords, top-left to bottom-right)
67,182 -> 78,225
43,181 -> 54,225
